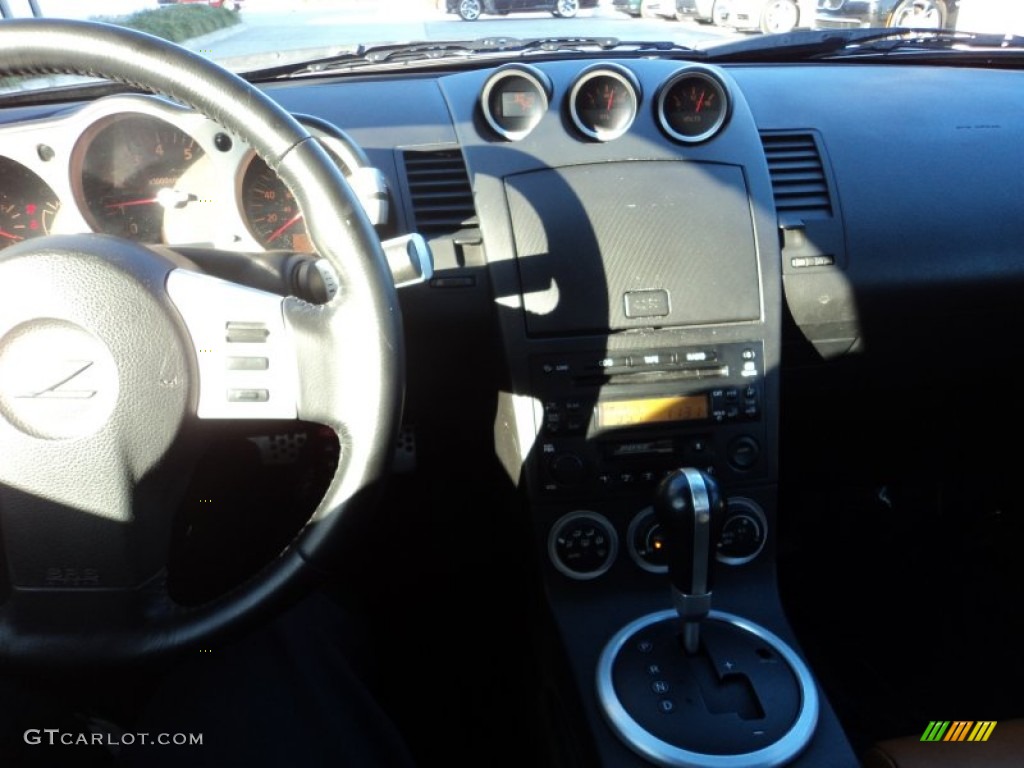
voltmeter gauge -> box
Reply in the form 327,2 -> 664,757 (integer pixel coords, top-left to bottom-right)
569,65 -> 640,142
656,69 -> 730,144
480,65 -> 550,141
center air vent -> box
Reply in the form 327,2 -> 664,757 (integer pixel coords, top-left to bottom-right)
760,132 -> 833,222
401,147 -> 477,238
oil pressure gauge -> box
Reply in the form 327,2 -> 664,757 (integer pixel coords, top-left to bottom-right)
656,69 -> 730,144
568,65 -> 640,142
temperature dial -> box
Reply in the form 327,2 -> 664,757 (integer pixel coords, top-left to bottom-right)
549,511 -> 617,580
627,507 -> 670,574
717,497 -> 767,565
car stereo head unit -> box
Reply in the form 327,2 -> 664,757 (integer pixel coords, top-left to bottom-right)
529,341 -> 766,498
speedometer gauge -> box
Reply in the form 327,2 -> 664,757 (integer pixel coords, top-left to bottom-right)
241,157 -> 309,252
568,65 -> 640,142
656,70 -> 730,144
240,118 -> 387,252
76,114 -> 205,243
0,157 -> 60,250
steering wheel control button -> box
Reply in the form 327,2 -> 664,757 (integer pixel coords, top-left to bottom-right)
225,321 -> 270,343
548,511 -> 618,580
0,319 -> 117,440
167,269 -> 298,419
226,356 -> 269,371
227,388 -> 269,403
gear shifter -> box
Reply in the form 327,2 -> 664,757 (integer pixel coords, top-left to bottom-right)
654,468 -> 726,654
598,468 -> 820,765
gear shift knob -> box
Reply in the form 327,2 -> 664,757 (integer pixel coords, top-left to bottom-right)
654,468 -> 726,654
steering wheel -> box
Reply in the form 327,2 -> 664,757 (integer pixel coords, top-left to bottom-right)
0,20 -> 403,664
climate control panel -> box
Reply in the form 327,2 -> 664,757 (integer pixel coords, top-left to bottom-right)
548,499 -> 767,581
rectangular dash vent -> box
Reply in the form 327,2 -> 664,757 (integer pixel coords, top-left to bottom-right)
401,147 -> 478,238
760,132 -> 833,220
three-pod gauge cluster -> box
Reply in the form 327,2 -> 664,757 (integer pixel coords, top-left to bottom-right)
480,63 -> 730,144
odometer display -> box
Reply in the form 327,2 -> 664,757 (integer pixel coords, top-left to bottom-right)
569,66 -> 639,141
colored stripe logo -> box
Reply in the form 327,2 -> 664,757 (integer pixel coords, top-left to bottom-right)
921,721 -> 997,742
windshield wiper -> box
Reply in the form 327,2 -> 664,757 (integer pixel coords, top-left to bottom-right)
501,36 -> 699,55
247,37 -> 701,79
703,27 -> 1024,63
820,29 -> 1024,58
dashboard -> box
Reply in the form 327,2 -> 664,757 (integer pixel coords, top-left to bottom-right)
2,40 -> 1024,768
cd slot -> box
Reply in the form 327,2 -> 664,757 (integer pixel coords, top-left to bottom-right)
573,364 -> 729,388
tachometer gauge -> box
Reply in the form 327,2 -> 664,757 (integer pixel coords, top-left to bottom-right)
76,114 -> 205,242
481,65 -> 550,141
0,157 -> 60,250
568,65 -> 640,142
656,70 -> 730,144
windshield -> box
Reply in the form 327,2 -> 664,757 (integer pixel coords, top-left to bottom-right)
1,0 -> 1022,92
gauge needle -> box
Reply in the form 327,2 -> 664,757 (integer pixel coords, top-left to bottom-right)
606,90 -> 615,111
0,228 -> 24,242
106,198 -> 158,209
266,212 -> 304,244
695,91 -> 706,113
106,190 -> 193,211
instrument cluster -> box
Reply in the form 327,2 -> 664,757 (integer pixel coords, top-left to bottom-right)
0,94 -> 388,254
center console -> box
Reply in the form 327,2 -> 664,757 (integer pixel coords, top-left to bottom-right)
440,58 -> 858,767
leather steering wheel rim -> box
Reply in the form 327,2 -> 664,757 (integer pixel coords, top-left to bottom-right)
0,20 -> 403,664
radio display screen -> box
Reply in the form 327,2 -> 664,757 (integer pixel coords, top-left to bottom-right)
596,395 -> 709,428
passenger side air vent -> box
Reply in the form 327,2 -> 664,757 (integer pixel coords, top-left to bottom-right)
761,132 -> 833,222
762,131 -> 853,360
401,147 -> 478,238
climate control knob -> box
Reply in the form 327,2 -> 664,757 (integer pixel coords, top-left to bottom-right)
717,497 -> 767,565
548,511 -> 617,580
